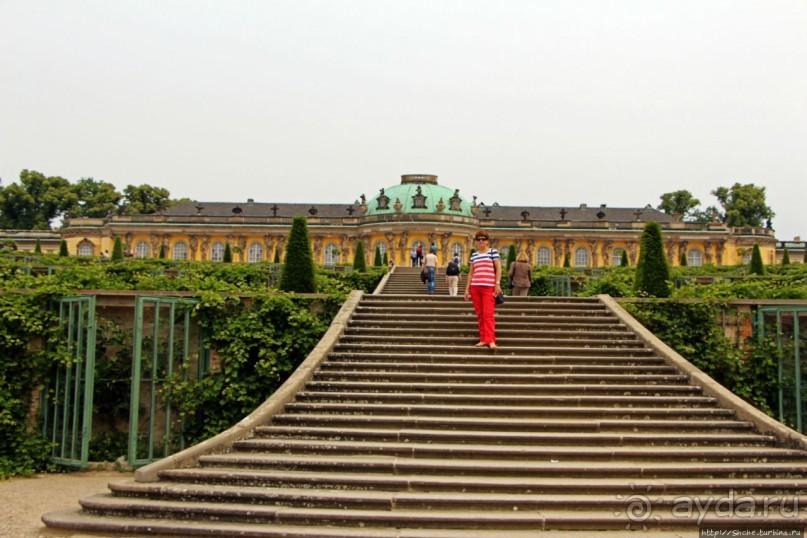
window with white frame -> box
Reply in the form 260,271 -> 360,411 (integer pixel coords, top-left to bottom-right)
743,251 -> 753,264
536,246 -> 552,266
324,244 -> 340,265
247,242 -> 264,263
172,242 -> 188,260
77,243 -> 94,257
611,248 -> 626,266
574,247 -> 590,267
210,242 -> 225,262
134,240 -> 150,258
687,249 -> 703,267
450,242 -> 464,262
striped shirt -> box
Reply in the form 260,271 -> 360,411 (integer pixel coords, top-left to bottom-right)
469,249 -> 500,287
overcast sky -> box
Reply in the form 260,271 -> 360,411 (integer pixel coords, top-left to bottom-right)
1,1 -> 805,240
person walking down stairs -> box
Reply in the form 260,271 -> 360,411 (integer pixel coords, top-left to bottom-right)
508,250 -> 533,296
464,229 -> 502,349
424,245 -> 438,294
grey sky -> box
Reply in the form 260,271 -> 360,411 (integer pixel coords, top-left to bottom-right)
1,1 -> 805,240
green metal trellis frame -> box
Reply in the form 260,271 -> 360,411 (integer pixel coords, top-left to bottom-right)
129,296 -> 207,466
41,296 -> 97,468
755,306 -> 807,433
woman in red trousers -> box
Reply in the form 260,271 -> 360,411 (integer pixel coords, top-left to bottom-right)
463,229 -> 502,349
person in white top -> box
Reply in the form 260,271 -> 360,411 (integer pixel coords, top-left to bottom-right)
424,245 -> 438,294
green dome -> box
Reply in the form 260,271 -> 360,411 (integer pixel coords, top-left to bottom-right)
364,174 -> 474,218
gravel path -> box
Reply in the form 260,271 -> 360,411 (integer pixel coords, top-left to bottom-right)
0,470 -> 134,537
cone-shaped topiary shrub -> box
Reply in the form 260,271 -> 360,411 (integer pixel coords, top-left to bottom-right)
59,240 -> 68,257
383,252 -> 388,266
782,248 -> 790,266
563,252 -> 571,267
353,240 -> 367,272
34,238 -> 42,254
373,245 -> 382,267
506,246 -> 516,270
634,220 -> 670,297
279,216 -> 317,293
223,243 -> 232,263
273,248 -> 280,263
111,236 -> 124,261
749,244 -> 764,275
679,251 -> 687,266
620,250 -> 629,266
159,244 -> 166,259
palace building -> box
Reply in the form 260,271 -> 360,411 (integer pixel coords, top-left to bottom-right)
58,174 -> 778,267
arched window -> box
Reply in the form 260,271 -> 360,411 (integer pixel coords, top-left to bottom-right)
210,242 -> 225,262
247,242 -> 264,263
324,243 -> 340,265
574,247 -> 590,267
172,242 -> 188,260
134,240 -> 151,258
536,246 -> 552,266
611,248 -> 626,266
687,248 -> 703,267
450,242 -> 464,262
77,242 -> 94,257
743,251 -> 753,264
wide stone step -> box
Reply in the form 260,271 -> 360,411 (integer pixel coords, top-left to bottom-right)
338,335 -> 644,348
259,425 -> 774,447
282,402 -> 731,419
53,496 -> 807,532
268,413 -> 753,433
348,319 -> 626,331
325,351 -> 666,366
234,438 -> 800,462
311,370 -> 687,385
294,390 -> 722,408
304,380 -> 705,396
331,343 -> 656,357
319,361 -> 676,376
157,467 -> 803,494
196,454 -> 806,480
344,326 -> 637,340
355,306 -> 611,317
351,313 -> 621,326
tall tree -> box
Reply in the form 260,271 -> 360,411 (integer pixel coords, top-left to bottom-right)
634,221 -> 670,297
279,216 -> 316,293
111,236 -> 124,261
749,244 -> 764,275
67,178 -> 122,218
353,240 -> 367,272
712,183 -> 774,227
657,190 -> 701,220
120,184 -> 173,215
0,170 -> 74,229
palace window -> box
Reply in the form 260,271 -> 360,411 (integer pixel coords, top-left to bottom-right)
247,242 -> 264,263
210,242 -> 225,262
172,242 -> 188,260
687,249 -> 703,267
450,242 -> 464,262
77,243 -> 94,257
743,251 -> 753,264
536,246 -> 552,266
374,242 -> 387,262
324,244 -> 340,265
574,247 -> 590,267
611,248 -> 626,266
134,240 -> 150,258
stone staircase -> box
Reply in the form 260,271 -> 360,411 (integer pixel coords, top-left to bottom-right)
43,267 -> 807,535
